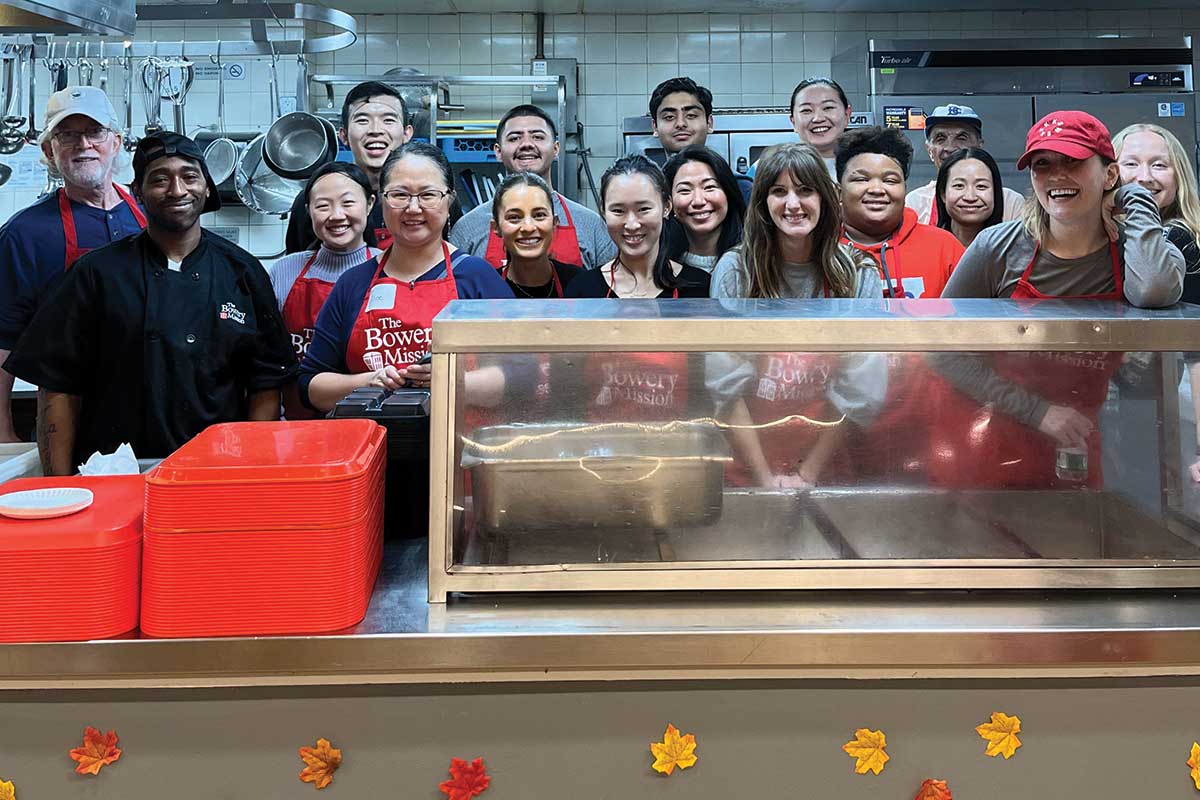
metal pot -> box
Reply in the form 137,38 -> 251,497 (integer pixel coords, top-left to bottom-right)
262,111 -> 334,181
234,133 -> 303,216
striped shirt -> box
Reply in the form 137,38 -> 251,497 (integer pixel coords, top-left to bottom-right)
266,244 -> 380,311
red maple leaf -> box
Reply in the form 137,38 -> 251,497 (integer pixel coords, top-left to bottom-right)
915,778 -> 952,800
438,757 -> 490,800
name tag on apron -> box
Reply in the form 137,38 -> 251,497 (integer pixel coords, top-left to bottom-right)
366,284 -> 397,312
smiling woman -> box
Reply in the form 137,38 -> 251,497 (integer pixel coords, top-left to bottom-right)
789,77 -> 852,175
662,146 -> 745,273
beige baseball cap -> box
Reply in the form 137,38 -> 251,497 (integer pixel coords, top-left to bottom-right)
40,86 -> 120,145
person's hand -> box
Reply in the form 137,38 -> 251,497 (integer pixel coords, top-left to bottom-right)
367,365 -> 405,391
1102,187 -> 1122,242
1038,404 -> 1092,448
398,362 -> 432,389
1189,459 -> 1200,484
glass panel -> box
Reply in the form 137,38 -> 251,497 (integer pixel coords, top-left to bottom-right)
447,349 -> 1200,569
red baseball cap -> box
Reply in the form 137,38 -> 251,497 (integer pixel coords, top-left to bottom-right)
1016,110 -> 1115,170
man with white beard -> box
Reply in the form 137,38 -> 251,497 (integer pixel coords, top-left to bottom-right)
0,87 -> 145,442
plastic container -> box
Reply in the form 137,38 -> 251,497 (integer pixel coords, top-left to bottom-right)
0,442 -> 40,484
0,475 -> 144,642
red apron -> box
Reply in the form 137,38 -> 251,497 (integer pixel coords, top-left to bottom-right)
60,184 -> 147,269
500,261 -> 566,298
345,241 -> 456,373
927,199 -> 939,227
929,241 -> 1124,489
483,193 -> 585,270
281,247 -> 379,419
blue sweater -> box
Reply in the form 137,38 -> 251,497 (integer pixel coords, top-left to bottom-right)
299,247 -> 514,404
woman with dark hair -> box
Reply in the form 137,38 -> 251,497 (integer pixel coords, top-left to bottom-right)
269,161 -> 381,418
565,154 -> 710,299
934,147 -> 1006,247
489,171 -> 581,298
662,146 -> 745,273
790,77 -> 851,175
299,141 -> 513,413
708,142 -> 884,488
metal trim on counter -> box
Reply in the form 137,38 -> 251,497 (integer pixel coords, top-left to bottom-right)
431,298 -> 1200,353
8,541 -> 1200,688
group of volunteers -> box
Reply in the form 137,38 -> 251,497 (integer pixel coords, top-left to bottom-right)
0,73 -> 1195,495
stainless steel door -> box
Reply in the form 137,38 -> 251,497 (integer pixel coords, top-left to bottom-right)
728,131 -> 798,176
623,133 -> 732,168
871,94 -> 1033,201
1034,93 -> 1197,173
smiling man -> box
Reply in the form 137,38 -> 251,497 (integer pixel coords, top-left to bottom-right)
285,81 -> 414,253
449,103 -> 614,270
5,132 -> 296,474
0,87 -> 147,443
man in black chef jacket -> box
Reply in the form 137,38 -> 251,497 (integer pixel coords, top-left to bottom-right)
4,132 -> 297,475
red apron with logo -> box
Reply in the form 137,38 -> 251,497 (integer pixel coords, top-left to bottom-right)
345,242 -> 456,373
483,193 -> 585,270
60,185 -> 147,269
929,241 -> 1123,489
281,247 -> 379,419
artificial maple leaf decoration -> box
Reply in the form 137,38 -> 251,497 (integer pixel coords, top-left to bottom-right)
975,712 -> 1022,759
439,757 -> 490,800
914,778 -> 952,799
1187,742 -> 1200,791
298,738 -> 342,790
650,723 -> 698,776
842,728 -> 889,775
69,727 -> 122,776
0,777 -> 14,800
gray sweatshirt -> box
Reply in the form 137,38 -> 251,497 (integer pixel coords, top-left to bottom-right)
706,246 -> 888,427
941,182 -> 1184,306
448,192 -> 616,270
934,182 -> 1184,427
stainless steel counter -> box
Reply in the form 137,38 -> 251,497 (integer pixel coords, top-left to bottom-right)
7,537 -> 1200,688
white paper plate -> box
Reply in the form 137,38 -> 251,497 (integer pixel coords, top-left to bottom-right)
0,487 -> 94,519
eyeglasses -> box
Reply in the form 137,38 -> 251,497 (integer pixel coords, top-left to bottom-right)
381,189 -> 451,209
51,126 -> 114,147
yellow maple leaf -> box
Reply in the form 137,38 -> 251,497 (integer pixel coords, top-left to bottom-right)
298,738 -> 342,790
0,777 -> 14,800
976,712 -> 1022,759
650,723 -> 697,776
1187,742 -> 1200,790
842,728 -> 889,775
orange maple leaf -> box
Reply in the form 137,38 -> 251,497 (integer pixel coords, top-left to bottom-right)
298,738 -> 342,790
69,727 -> 122,776
975,711 -> 1022,759
1187,742 -> 1200,791
439,757 -> 490,800
650,724 -> 698,776
0,777 -> 14,800
915,778 -> 952,799
842,728 -> 889,775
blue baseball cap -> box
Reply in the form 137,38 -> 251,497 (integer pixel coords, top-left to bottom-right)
924,104 -> 983,138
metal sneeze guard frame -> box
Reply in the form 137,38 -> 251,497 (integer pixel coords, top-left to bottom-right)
427,298 -> 1200,602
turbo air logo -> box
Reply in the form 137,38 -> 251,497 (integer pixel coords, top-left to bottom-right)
219,302 -> 246,324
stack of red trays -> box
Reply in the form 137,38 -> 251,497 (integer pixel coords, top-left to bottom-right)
0,475 -> 144,642
141,420 -> 386,638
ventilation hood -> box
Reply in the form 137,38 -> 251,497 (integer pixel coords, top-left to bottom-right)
0,0 -> 135,36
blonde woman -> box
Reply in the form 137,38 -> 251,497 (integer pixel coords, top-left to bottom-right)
708,143 -> 884,488
1115,123 -> 1200,481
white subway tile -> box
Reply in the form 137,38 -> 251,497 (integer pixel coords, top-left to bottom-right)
552,33 -> 581,58
583,94 -> 617,126
741,14 -> 772,32
864,12 -> 897,29
772,14 -> 804,31
586,33 -> 618,63
771,31 -> 805,63
365,15 -> 398,33
710,14 -> 739,32
398,15 -> 430,34
678,63 -> 710,87
928,12 -> 959,31
430,15 -> 459,33
647,15 -> 678,33
898,12 -> 929,30
492,13 -> 523,32
586,14 -> 616,32
773,64 -> 800,94
583,64 -> 618,94
709,32 -> 740,63
835,13 -> 866,31
709,63 -> 740,96
647,34 -> 679,63
616,15 -> 647,32
741,93 -> 774,108
460,35 -> 492,65
678,33 -> 710,62
740,32 -> 772,63
460,14 -> 490,33
647,64 -> 682,91
554,14 -> 585,32
586,125 -> 620,157
617,95 -> 647,122
959,11 -> 992,30
740,63 -> 772,94
492,33 -> 524,63
364,34 -> 399,65
428,34 -> 461,59
679,15 -> 708,32
616,32 -> 649,63
803,31 -> 834,61
397,34 -> 431,65
803,13 -> 835,31
621,64 -> 649,96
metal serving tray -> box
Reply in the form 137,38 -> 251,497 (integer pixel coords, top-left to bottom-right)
462,422 -> 732,533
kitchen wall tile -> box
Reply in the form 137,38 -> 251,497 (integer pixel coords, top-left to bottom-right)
616,33 -> 648,63
492,13 -> 523,32
773,63 -> 801,94
616,15 -> 646,32
772,14 -> 804,31
647,15 -> 678,33
430,15 -> 459,33
1150,9 -> 1183,28
460,35 -> 492,65
621,64 -> 649,96
898,12 -> 929,30
710,14 -> 739,32
709,64 -> 740,97
584,33 -> 617,63
771,32 -> 805,63
582,94 -> 617,127
864,12 -> 897,30
803,61 -> 833,82
428,34 -> 461,59
585,14 -> 616,32
397,15 -> 429,34
492,34 -> 523,63
678,63 -> 710,87
552,33 -> 581,58
364,34 -> 400,65
740,32 -> 772,63
679,15 -> 708,32
928,12 -> 959,31
397,34 -> 432,64
740,63 -> 772,95
833,31 -> 867,53
803,31 -> 834,60
587,125 -> 620,157
365,14 -> 399,33
554,14 -> 584,32
460,14 -> 489,33
741,15 -> 772,32
709,33 -> 740,63
959,11 -> 992,30
584,63 -> 618,94
678,33 -> 710,62
741,94 -> 774,108
616,95 -> 646,122
803,13 -> 835,31
647,34 -> 679,63
835,13 -> 866,30
647,64 -> 681,91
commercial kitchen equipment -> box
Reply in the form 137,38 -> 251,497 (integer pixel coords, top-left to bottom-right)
832,37 -> 1196,196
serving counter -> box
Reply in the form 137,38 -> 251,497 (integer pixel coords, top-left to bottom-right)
6,300 -> 1200,799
